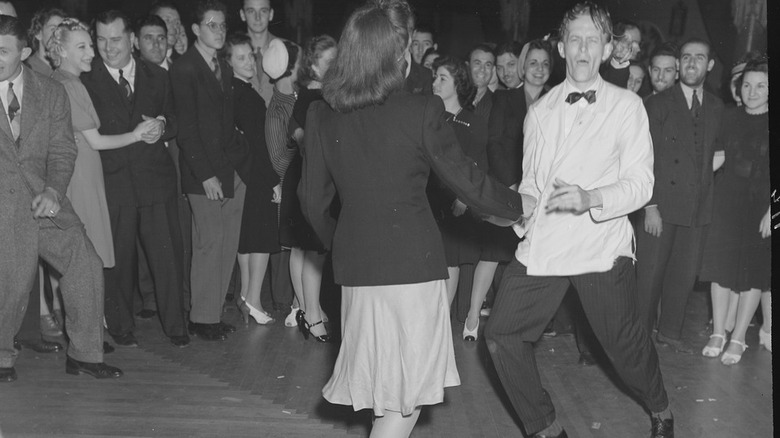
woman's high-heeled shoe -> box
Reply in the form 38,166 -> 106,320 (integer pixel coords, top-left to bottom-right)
721,340 -> 748,365
302,317 -> 331,343
702,333 -> 727,358
237,296 -> 250,325
463,318 -> 479,341
245,301 -> 274,325
284,306 -> 300,328
759,328 -> 771,353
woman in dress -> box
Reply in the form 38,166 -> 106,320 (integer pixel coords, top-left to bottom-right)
429,55 -> 494,340
700,57 -> 771,363
47,18 -> 158,269
281,35 -> 338,342
225,33 -> 281,325
263,38 -> 301,322
299,1 -> 528,435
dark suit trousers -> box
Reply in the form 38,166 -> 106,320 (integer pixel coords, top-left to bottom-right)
136,195 -> 192,313
636,221 -> 705,339
1,220 -> 104,368
104,198 -> 187,338
484,258 -> 668,435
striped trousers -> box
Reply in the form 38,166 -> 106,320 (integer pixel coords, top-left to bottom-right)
484,257 -> 668,435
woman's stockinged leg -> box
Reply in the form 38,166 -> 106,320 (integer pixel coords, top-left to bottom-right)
370,408 -> 422,438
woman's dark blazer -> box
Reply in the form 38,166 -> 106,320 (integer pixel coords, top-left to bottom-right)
299,92 -> 524,287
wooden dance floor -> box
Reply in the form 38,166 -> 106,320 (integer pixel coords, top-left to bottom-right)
0,287 -> 772,437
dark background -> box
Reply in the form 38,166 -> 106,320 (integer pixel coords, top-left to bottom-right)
11,0 -> 769,101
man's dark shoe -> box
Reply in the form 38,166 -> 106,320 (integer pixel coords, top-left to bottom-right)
217,321 -> 236,334
110,332 -> 139,348
13,337 -> 21,351
578,351 -> 596,366
656,332 -> 693,354
534,429 -> 568,438
170,335 -> 191,348
188,322 -> 227,341
651,416 -> 674,438
103,342 -> 115,354
65,356 -> 123,378
21,338 -> 63,353
0,367 -> 17,382
136,309 -> 157,319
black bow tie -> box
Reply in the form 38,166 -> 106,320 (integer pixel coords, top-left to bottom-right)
565,90 -> 596,104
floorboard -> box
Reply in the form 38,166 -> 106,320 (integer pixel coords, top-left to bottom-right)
0,288 -> 772,437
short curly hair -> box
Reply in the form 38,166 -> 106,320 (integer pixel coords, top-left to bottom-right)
28,6 -> 66,53
431,55 -> 475,108
46,18 -> 91,69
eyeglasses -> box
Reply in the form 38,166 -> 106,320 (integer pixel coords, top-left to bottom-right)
203,18 -> 227,33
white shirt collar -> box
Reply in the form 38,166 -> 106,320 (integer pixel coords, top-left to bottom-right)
104,57 -> 136,90
1,65 -> 24,116
679,82 -> 704,109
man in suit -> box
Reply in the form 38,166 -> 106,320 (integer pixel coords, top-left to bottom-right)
636,38 -> 723,353
0,15 -> 122,382
81,10 -> 189,349
410,25 -> 436,65
134,14 -> 194,321
495,41 -> 523,90
151,1 -> 182,66
241,0 -> 276,103
647,42 -> 679,95
171,0 -> 250,341
483,4 -> 672,437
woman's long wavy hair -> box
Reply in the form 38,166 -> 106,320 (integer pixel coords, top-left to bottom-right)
322,0 -> 414,113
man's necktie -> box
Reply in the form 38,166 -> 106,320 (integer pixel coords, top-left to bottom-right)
8,82 -> 20,141
212,56 -> 222,84
691,89 -> 701,118
118,69 -> 133,101
565,90 -> 597,104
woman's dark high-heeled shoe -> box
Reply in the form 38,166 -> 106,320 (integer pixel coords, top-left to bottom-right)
302,317 -> 331,343
296,310 -> 306,334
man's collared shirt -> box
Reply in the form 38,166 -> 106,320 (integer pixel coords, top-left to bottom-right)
561,76 -> 601,138
0,66 -> 24,128
104,57 -> 136,92
679,82 -> 704,110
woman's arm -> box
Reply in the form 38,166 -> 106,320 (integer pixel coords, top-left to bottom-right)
80,119 -> 157,151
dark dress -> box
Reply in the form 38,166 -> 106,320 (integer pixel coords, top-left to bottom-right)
699,108 -> 770,291
233,77 -> 281,254
427,109 -> 487,266
279,87 -> 326,252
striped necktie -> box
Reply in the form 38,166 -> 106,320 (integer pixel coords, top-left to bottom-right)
8,82 -> 20,141
118,69 -> 133,101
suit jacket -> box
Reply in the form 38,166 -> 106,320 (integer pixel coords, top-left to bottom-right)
170,46 -> 248,198
1,67 -> 80,232
404,61 -> 433,95
80,57 -> 178,207
487,86 -> 528,186
644,83 -> 723,227
517,76 -> 654,276
299,92 -> 524,287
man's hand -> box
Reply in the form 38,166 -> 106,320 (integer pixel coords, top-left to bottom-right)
644,206 -> 663,237
139,115 -> 165,144
451,199 -> 467,217
32,187 -> 61,219
545,178 -> 601,215
202,176 -> 223,201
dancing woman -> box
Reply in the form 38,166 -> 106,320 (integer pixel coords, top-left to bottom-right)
298,1 -> 528,436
